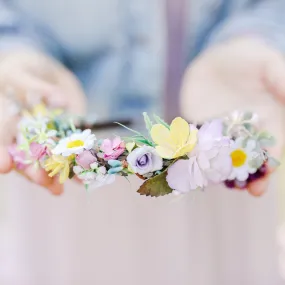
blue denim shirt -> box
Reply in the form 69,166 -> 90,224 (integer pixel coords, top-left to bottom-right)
0,0 -> 285,119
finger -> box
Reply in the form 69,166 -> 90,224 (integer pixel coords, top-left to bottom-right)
46,177 -> 64,195
247,175 -> 270,197
262,52 -> 285,105
24,165 -> 54,187
2,73 -> 67,109
247,150 -> 279,197
0,146 -> 13,173
22,166 -> 64,195
54,71 -> 86,116
16,74 -> 67,108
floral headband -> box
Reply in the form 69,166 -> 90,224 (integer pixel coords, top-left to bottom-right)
9,104 -> 279,197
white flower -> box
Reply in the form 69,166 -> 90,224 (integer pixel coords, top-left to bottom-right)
90,174 -> 115,189
90,162 -> 99,170
127,146 -> 163,175
73,165 -> 84,175
167,120 -> 232,194
52,129 -> 96,157
228,138 -> 259,181
78,171 -> 96,185
98,166 -> 106,175
77,169 -> 115,189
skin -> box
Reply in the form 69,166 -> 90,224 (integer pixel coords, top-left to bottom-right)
1,37 -> 284,196
0,49 -> 86,195
180,37 -> 285,196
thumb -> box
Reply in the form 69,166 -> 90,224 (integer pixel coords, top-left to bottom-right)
263,51 -> 285,105
247,136 -> 283,197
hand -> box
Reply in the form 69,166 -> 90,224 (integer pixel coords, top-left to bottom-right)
180,37 -> 285,196
0,49 -> 87,194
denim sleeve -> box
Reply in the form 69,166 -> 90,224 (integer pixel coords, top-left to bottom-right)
111,0 -> 165,118
207,0 -> 285,52
0,1 -> 60,58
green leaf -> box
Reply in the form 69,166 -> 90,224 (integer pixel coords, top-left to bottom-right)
132,137 -> 154,146
69,119 -> 76,132
153,114 -> 170,129
143,112 -> 153,133
243,112 -> 253,121
268,157 -> 281,168
115,122 -> 144,136
257,131 -> 276,147
137,170 -> 173,197
69,168 -> 75,179
249,156 -> 263,169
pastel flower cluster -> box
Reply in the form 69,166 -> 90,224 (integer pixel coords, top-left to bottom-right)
9,105 -> 279,196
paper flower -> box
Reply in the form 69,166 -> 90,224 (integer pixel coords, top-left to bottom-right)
228,138 -> 259,181
52,129 -> 96,157
30,142 -> 48,160
11,106 -> 277,197
8,144 -> 29,170
108,160 -> 123,174
127,146 -> 163,175
90,174 -> 116,189
78,170 -> 115,189
150,117 -> 198,159
167,120 -> 232,193
77,171 -> 97,185
76,150 -> 97,169
99,137 -> 125,160
45,155 -> 74,184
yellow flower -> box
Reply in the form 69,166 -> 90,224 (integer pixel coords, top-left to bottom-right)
45,155 -> 74,184
32,103 -> 63,118
150,117 -> 198,159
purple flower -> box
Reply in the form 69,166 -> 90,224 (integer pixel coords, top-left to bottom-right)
76,150 -> 97,169
30,142 -> 48,160
127,146 -> 163,175
100,137 -> 125,161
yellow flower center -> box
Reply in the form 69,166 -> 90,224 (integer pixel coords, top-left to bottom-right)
231,149 -> 247,167
67,140 -> 84,148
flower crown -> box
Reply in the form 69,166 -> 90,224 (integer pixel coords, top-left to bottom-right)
9,104 -> 279,197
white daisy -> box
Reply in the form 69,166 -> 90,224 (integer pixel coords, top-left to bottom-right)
52,129 -> 96,157
228,138 -> 259,181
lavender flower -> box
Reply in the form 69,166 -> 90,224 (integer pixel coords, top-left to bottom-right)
127,146 -> 163,175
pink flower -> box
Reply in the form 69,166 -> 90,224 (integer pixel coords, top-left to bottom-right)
76,150 -> 97,169
100,137 -> 125,161
8,144 -> 28,170
30,142 -> 48,160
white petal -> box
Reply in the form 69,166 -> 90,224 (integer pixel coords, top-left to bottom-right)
193,159 -> 205,188
205,169 -> 221,184
47,130 -> 57,137
197,152 -> 210,170
90,162 -> 99,169
246,140 -> 256,151
73,166 -> 84,175
150,152 -> 163,172
188,157 -> 197,190
167,160 -> 191,194
235,168 -> 249,181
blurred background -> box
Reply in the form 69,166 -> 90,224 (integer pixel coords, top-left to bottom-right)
1,0 -> 285,284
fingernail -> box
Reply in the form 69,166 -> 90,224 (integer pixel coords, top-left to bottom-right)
48,181 -> 64,195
